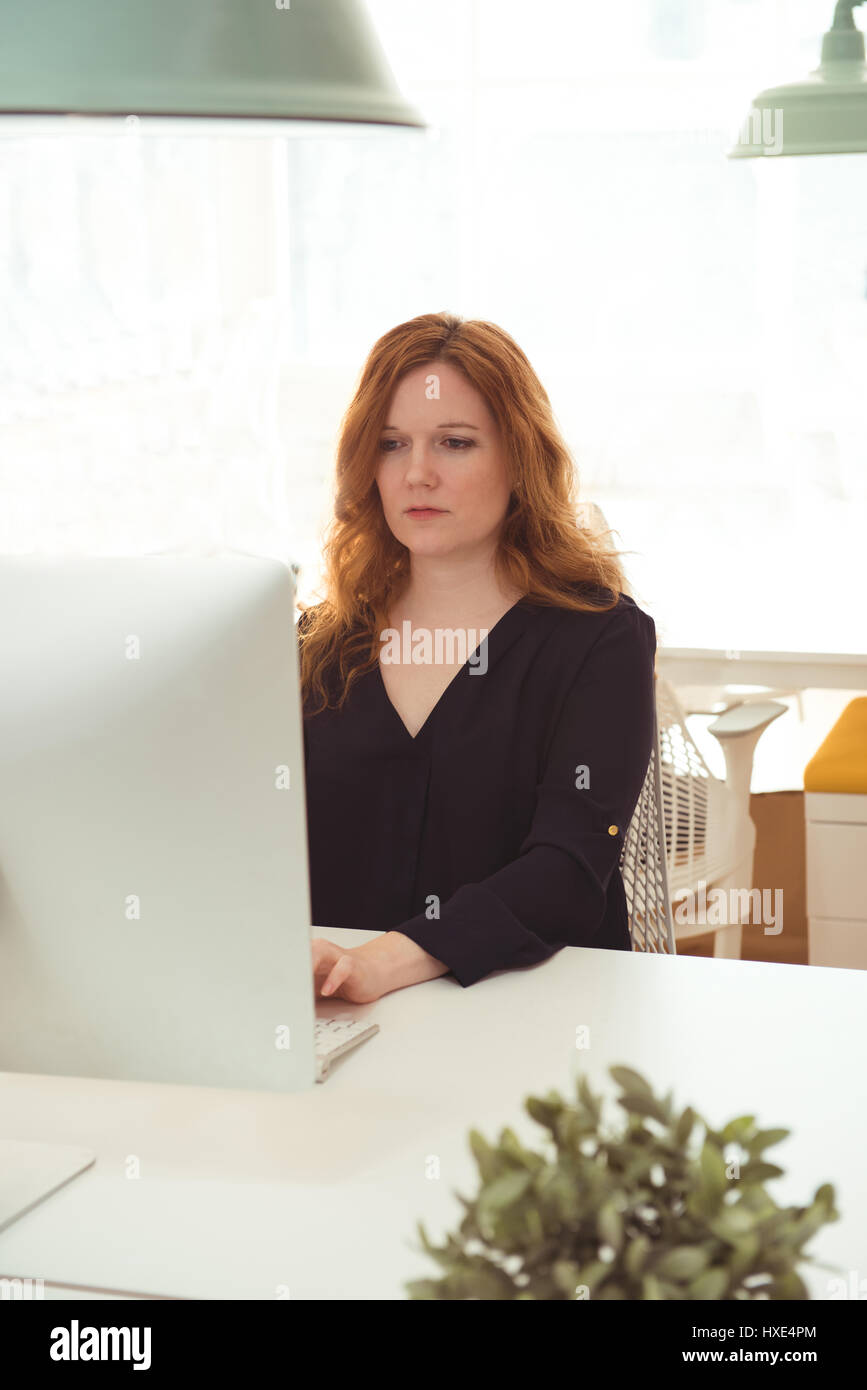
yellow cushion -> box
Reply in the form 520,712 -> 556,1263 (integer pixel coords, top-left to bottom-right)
804,698 -> 867,794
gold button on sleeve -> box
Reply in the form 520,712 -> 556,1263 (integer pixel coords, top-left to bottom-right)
608,824 -> 619,836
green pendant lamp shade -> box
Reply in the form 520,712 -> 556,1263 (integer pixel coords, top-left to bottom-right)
729,0 -> 867,157
0,0 -> 424,127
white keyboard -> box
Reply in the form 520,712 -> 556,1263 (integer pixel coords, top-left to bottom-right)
314,1014 -> 379,1082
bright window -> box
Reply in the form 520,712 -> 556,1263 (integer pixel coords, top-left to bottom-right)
0,0 -> 864,660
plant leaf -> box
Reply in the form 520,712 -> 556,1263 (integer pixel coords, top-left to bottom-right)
740,1160 -> 785,1183
720,1114 -> 756,1144
624,1235 -> 651,1276
597,1201 -> 623,1250
749,1127 -> 790,1152
727,1232 -> 761,1284
619,1093 -> 670,1123
405,1278 -> 445,1300
610,1065 -> 657,1098
552,1260 -> 583,1295
689,1266 -> 730,1300
699,1139 -> 728,1195
673,1106 -> 696,1146
478,1168 -> 533,1213
654,1245 -> 712,1281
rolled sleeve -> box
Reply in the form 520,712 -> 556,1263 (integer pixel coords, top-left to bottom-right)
396,602 -> 657,985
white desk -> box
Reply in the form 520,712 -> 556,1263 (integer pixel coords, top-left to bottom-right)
1,929 -> 865,1300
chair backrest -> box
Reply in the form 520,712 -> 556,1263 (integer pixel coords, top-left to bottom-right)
655,675 -> 735,898
619,690 -> 676,953
577,501 -> 677,952
621,674 -> 742,952
580,500 -> 734,951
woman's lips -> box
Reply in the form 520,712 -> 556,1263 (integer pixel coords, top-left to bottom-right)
405,507 -> 446,517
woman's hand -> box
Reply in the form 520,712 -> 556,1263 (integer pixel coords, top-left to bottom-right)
312,937 -> 389,1004
312,931 -> 450,1003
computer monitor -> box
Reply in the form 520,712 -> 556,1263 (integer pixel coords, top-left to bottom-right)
0,553 -> 316,1092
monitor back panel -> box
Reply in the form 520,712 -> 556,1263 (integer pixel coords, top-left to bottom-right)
0,554 -> 315,1091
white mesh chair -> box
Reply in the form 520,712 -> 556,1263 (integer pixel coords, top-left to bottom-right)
620,675 -> 786,958
579,503 -> 787,958
619,683 -> 675,953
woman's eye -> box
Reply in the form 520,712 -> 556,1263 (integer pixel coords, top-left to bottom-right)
378,436 -> 475,452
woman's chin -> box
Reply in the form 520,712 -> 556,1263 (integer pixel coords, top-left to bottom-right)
397,525 -> 452,553
401,533 -> 459,559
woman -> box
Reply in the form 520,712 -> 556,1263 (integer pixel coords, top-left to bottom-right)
299,312 -> 656,1004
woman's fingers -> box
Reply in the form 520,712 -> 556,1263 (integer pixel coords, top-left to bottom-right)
311,938 -> 340,970
311,937 -> 353,997
312,939 -> 341,993
321,953 -> 353,997
311,936 -> 382,1003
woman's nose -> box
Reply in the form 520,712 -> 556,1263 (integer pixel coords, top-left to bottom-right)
403,443 -> 438,482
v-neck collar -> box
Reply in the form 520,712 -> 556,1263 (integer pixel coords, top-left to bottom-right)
375,596 -> 540,744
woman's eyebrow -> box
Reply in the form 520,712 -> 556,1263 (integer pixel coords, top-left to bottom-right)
381,422 -> 481,430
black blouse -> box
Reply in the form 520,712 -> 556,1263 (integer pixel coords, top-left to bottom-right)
301,589 -> 657,987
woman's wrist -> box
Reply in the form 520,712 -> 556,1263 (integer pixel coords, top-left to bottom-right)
356,930 -> 449,993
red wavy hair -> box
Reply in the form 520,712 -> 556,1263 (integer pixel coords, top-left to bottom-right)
299,311 -> 630,715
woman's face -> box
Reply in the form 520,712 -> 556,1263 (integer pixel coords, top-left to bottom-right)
375,362 -> 513,563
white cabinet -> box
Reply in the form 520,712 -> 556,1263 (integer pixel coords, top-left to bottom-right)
806,792 -> 867,969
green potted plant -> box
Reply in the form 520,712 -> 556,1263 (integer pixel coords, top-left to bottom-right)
406,1065 -> 838,1299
